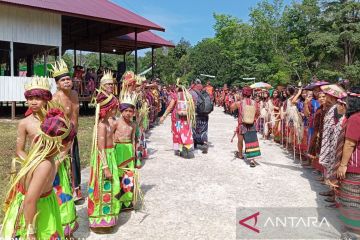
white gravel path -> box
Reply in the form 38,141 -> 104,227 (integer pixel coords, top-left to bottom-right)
75,107 -> 341,240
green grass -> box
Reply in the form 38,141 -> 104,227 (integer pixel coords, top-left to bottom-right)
0,116 -> 94,221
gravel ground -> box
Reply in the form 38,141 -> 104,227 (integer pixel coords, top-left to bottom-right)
75,107 -> 342,240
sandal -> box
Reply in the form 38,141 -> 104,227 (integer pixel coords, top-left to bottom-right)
234,151 -> 244,159
250,161 -> 256,168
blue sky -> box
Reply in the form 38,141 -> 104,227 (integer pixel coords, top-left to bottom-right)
115,0 -> 293,45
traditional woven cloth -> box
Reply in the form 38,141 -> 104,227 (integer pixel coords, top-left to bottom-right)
319,105 -> 340,179
243,124 -> 261,159
193,115 -> 209,144
337,173 -> 360,231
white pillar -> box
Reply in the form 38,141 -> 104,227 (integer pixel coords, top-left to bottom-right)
10,41 -> 14,77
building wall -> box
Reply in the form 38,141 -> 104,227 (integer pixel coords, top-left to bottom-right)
0,4 -> 61,46
0,76 -> 57,102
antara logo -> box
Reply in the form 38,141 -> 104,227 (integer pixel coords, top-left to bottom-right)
239,212 -> 260,233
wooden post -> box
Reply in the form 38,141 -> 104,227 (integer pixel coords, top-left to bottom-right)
10,41 -> 16,119
10,41 -> 14,77
74,42 -> 77,66
135,29 -> 138,74
11,101 -> 16,120
99,36 -> 102,67
151,47 -> 155,78
44,53 -> 47,76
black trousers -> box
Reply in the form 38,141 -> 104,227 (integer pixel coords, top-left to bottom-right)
71,136 -> 81,190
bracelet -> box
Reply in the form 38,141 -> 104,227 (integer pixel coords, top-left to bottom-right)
340,164 -> 348,167
27,223 -> 36,236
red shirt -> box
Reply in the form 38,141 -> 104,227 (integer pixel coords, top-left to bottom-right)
346,112 -> 360,173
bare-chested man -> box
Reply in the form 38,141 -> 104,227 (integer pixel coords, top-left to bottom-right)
51,60 -> 82,204
114,96 -> 137,211
16,76 -> 52,160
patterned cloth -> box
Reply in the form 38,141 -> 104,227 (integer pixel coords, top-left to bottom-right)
88,147 -> 120,228
53,157 -> 78,235
319,105 -> 341,179
115,143 -> 135,210
309,106 -> 326,172
193,115 -> 209,144
243,124 -> 261,159
337,173 -> 360,231
171,93 -> 194,151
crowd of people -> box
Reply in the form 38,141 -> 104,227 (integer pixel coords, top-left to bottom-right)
215,80 -> 360,238
2,56 -> 360,238
0,59 -> 167,238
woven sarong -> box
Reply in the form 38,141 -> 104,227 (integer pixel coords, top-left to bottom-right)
242,124 -> 261,159
337,173 -> 360,230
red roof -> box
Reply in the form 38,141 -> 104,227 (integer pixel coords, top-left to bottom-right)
0,0 -> 164,31
119,31 -> 175,48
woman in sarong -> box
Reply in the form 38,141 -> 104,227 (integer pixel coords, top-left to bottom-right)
336,86 -> 360,239
269,90 -> 281,142
308,91 -> 327,172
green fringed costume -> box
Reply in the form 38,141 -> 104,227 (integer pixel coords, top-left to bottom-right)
88,147 -> 121,228
115,142 -> 135,210
53,157 -> 78,235
1,186 -> 64,239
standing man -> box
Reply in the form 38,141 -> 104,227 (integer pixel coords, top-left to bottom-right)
190,79 -> 213,153
231,86 -> 261,167
50,59 -> 82,203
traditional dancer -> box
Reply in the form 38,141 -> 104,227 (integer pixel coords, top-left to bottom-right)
160,78 -> 196,159
50,60 -> 79,236
51,59 -> 83,204
190,79 -> 212,153
231,86 -> 261,167
100,70 -> 116,95
87,89 -> 121,231
16,76 -> 52,160
1,105 -> 76,239
114,91 -> 138,210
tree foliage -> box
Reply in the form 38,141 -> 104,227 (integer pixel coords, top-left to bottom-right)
63,0 -> 360,87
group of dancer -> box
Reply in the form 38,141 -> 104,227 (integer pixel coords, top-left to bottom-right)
0,59 -> 163,239
216,81 -> 360,238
